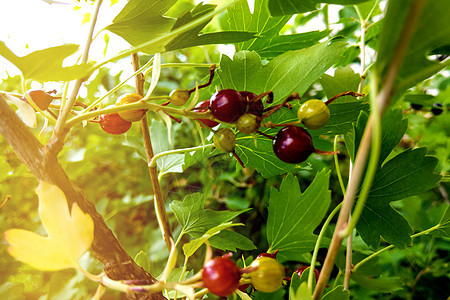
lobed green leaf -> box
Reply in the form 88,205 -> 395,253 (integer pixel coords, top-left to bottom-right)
266,170 -> 331,262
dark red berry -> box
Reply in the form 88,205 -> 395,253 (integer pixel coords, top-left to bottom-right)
238,283 -> 250,291
202,257 -> 241,297
240,91 -> 264,116
193,100 -> 219,128
410,103 -> 423,110
99,113 -> 132,135
21,89 -> 54,110
273,126 -> 316,164
295,266 -> 320,282
239,91 -> 257,101
210,89 -> 246,123
256,249 -> 279,260
431,102 -> 443,115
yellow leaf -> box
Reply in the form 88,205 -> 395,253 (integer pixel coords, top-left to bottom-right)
4,181 -> 94,271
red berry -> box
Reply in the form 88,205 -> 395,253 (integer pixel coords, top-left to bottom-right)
22,89 -> 54,110
240,91 -> 263,117
295,266 -> 320,282
256,249 -> 279,260
238,283 -> 250,291
273,126 -> 316,164
210,89 -> 246,123
99,113 -> 132,135
202,257 -> 241,297
193,100 -> 220,128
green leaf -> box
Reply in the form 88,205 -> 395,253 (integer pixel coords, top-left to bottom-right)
344,111 -> 369,162
376,0 -> 450,93
346,109 -> 440,248
253,289 -> 285,300
403,93 -> 435,106
289,281 -> 312,300
0,42 -> 92,82
358,148 -> 441,248
432,205 -> 450,238
225,0 -> 330,58
170,193 -> 254,251
321,285 -> 350,300
249,42 -> 347,104
149,120 -> 184,177
209,230 -> 256,251
165,3 -> 256,51
134,251 -> 151,273
351,272 -> 403,292
266,170 -> 331,262
289,273 -> 302,299
320,67 -> 361,100
345,109 -> 407,164
182,222 -> 242,257
255,31 -> 332,60
316,67 -> 370,137
182,146 -> 214,170
106,0 -> 176,54
311,100 -> 370,137
218,42 -> 346,105
267,0 -> 371,16
107,2 -> 256,54
226,0 -> 291,53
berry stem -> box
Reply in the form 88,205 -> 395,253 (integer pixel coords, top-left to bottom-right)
324,91 -> 365,105
232,151 -> 245,168
314,149 -> 339,156
188,64 -> 216,94
256,130 -> 275,140
249,91 -> 273,104
263,120 -> 301,128
262,92 -> 299,119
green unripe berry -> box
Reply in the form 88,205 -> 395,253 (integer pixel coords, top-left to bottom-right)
213,128 -> 236,153
169,89 -> 190,106
297,99 -> 330,130
236,114 -> 260,134
250,257 -> 285,293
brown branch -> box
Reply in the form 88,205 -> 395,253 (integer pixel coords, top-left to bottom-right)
0,95 -> 164,300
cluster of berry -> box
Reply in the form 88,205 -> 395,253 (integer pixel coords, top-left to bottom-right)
202,251 -> 320,297
195,88 -> 337,165
410,102 -> 445,115
96,86 -> 341,166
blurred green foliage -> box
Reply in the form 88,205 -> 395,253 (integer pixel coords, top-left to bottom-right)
0,0 -> 448,299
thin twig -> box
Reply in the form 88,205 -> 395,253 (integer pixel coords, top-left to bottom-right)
312,1 -> 427,298
51,0 -> 103,148
0,195 -> 11,209
131,53 -> 173,251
